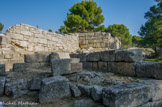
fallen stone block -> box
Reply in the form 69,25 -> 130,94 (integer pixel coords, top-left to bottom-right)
5,79 -> 28,96
74,99 -> 96,107
136,61 -> 162,79
91,85 -> 103,102
78,84 -> 93,97
29,78 -> 41,91
24,52 -> 50,63
51,58 -> 80,76
115,49 -> 143,62
69,83 -> 81,97
0,64 -> 5,74
0,77 -> 5,96
100,50 -> 115,61
39,76 -> 71,103
108,62 -> 135,76
102,82 -> 152,107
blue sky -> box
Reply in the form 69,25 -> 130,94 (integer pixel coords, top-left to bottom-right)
0,0 -> 156,35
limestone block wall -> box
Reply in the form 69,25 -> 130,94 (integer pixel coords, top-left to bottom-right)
6,24 -> 79,52
78,32 -> 121,50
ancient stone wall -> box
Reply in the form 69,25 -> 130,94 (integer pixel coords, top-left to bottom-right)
78,32 -> 121,51
5,24 -> 79,52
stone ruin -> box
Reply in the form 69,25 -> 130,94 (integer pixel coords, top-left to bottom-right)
0,24 -> 162,107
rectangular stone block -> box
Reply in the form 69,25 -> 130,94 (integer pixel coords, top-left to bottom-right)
0,35 -> 10,45
86,52 -> 100,61
71,63 -> 82,72
92,62 -> 99,71
51,58 -> 80,76
108,62 -> 135,76
115,49 -> 143,62
99,62 -> 107,72
102,83 -> 152,107
77,53 -> 88,62
24,52 -> 50,63
100,50 -> 115,62
4,54 -> 13,59
83,62 -> 92,70
0,64 -> 5,74
13,63 -> 49,72
136,61 -> 162,79
39,76 -> 71,103
0,77 -> 5,96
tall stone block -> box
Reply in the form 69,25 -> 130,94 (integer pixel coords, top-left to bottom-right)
0,64 -> 5,74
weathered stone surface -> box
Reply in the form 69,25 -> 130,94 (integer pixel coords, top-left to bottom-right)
0,34 -> 10,45
69,83 -> 81,97
100,50 -> 115,61
51,58 -> 80,76
0,64 -> 5,74
108,62 -> 135,76
99,62 -> 107,72
144,80 -> 162,101
12,90 -> 29,98
70,53 -> 78,58
57,52 -> 70,59
74,99 -> 96,107
39,76 -> 71,103
91,85 -> 103,102
29,78 -> 41,91
136,61 -> 162,79
115,49 -> 143,62
102,82 -> 152,107
142,100 -> 162,107
49,52 -> 60,62
77,53 -> 88,62
92,62 -> 99,71
13,63 -> 49,72
5,79 -> 28,96
86,52 -> 100,61
78,84 -> 93,96
71,63 -> 82,72
0,101 -> 3,107
24,52 -> 50,63
83,62 -> 92,70
0,77 -> 5,96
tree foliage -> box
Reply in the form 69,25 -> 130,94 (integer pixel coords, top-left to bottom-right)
132,35 -> 144,47
58,0 -> 104,33
105,24 -> 132,48
0,22 -> 4,33
48,29 -> 53,32
139,0 -> 162,49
